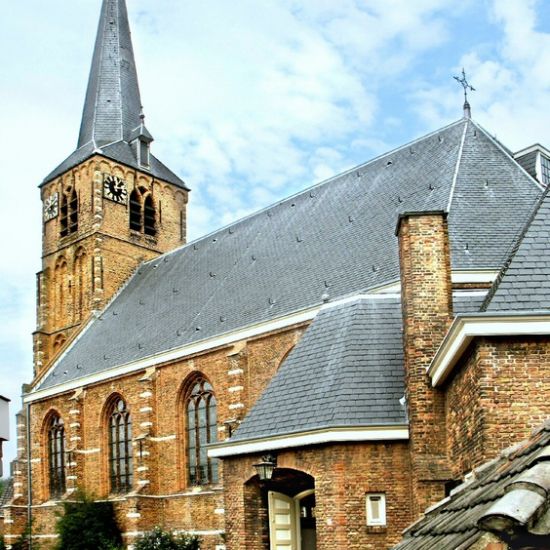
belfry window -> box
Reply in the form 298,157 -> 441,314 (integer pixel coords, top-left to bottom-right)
144,195 -> 156,236
108,397 -> 133,493
186,379 -> 218,485
48,415 -> 66,497
129,190 -> 142,232
60,188 -> 78,237
129,188 -> 156,236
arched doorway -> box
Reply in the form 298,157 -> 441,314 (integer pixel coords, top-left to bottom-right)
267,469 -> 317,550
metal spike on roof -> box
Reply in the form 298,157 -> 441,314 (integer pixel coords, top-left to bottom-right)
78,0 -> 148,148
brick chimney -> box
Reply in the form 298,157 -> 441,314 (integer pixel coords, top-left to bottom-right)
396,211 -> 453,515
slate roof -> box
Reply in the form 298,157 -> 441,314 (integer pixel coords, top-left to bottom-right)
219,291 -> 485,445
42,0 -> 187,189
43,141 -> 187,189
483,185 -> 550,312
228,296 -> 407,441
35,118 -> 541,392
79,0 -> 143,147
394,421 -> 550,550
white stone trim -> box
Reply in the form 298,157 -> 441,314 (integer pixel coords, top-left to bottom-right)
149,434 -> 176,442
26,305 -> 320,403
451,270 -> 498,284
208,426 -> 409,458
429,314 -> 550,387
26,271 -> 497,404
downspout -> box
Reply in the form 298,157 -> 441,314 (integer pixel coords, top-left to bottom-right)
25,401 -> 33,550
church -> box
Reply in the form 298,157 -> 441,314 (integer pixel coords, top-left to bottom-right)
2,1 -> 550,549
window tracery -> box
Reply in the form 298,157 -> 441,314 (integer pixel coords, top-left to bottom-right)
108,397 -> 133,493
185,378 -> 218,485
47,414 -> 66,497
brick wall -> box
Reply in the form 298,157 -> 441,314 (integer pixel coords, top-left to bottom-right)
223,442 -> 413,550
446,335 -> 550,478
7,325 -> 302,549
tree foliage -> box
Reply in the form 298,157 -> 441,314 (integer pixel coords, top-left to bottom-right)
55,492 -> 122,550
134,526 -> 200,550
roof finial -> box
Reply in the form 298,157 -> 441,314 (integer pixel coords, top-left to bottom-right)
453,68 -> 475,119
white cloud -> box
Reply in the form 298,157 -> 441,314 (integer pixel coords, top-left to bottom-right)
412,0 -> 550,150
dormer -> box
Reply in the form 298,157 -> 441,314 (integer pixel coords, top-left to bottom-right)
514,144 -> 550,186
129,114 -> 154,170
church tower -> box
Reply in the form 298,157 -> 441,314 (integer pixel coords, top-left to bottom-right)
34,0 -> 189,380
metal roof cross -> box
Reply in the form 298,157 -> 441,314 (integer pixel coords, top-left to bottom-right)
453,68 -> 475,118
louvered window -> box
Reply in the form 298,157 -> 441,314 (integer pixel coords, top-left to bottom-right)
129,190 -> 142,232
144,195 -> 156,236
60,189 -> 78,237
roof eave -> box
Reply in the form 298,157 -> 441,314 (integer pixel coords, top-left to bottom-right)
429,312 -> 550,387
208,425 -> 410,458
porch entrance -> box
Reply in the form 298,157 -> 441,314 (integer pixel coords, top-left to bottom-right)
267,470 -> 317,550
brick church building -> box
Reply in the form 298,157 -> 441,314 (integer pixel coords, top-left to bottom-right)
3,1 -> 550,549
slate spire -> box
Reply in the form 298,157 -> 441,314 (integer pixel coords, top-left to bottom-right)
78,0 -> 151,148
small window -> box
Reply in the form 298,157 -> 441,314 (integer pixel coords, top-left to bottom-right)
366,493 -> 386,526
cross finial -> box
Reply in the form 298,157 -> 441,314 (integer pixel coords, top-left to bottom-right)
453,68 -> 475,119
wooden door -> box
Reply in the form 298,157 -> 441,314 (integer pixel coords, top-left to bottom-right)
268,491 -> 298,550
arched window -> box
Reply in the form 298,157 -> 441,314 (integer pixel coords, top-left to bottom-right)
129,189 -> 142,232
186,378 -> 218,485
144,195 -> 156,236
47,415 -> 66,497
60,188 -> 78,237
108,397 -> 133,493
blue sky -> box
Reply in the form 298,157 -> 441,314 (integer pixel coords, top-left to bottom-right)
0,0 -> 549,467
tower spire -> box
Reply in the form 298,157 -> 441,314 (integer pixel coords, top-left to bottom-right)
78,0 -> 148,148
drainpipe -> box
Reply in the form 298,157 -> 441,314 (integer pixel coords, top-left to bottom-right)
25,401 -> 33,550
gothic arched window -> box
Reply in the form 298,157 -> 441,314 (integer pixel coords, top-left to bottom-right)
129,189 -> 142,232
108,397 -> 133,493
60,188 -> 78,237
47,415 -> 66,497
186,378 -> 218,485
143,195 -> 156,236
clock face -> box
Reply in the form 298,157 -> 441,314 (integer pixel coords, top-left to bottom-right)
43,193 -> 59,222
103,175 -> 128,204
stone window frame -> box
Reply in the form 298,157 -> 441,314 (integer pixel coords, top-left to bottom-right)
129,186 -> 156,236
42,410 -> 66,500
180,373 -> 219,487
105,394 -> 133,494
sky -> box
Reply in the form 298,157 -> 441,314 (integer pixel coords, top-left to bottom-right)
0,0 -> 549,467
